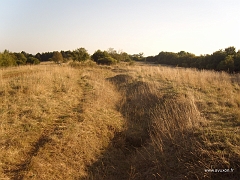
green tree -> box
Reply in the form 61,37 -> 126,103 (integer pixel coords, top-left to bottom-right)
72,48 -> 90,62
91,50 -> 109,62
225,46 -> 236,56
131,52 -> 144,61
234,50 -> 240,72
157,51 -> 178,65
39,52 -> 53,61
106,48 -> 132,62
27,57 -> 40,65
14,52 -> 27,65
177,51 -> 195,67
91,50 -> 117,65
210,50 -> 226,69
52,51 -> 63,64
120,52 -> 131,62
98,57 -> 117,65
0,50 -> 17,67
35,53 -> 41,61
107,48 -> 120,61
217,55 -> 234,72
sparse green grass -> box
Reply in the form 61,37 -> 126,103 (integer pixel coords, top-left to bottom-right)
0,62 -> 239,179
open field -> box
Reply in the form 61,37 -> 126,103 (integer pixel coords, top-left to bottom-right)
0,61 -> 240,179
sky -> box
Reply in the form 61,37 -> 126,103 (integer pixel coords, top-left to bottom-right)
0,0 -> 240,56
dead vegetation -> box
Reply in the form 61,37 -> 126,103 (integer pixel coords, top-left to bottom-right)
0,62 -> 239,179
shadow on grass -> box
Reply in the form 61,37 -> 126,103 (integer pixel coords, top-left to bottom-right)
83,74 -> 240,180
82,74 -> 160,179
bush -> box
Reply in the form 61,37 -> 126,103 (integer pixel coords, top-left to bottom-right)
91,50 -> 109,62
72,48 -> 90,62
234,52 -> 240,72
27,57 -> 40,65
217,55 -> 234,72
91,50 -> 117,65
98,57 -> 117,65
0,50 -> 17,67
52,51 -> 63,64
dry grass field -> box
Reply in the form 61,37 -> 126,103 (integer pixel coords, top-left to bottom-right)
0,61 -> 239,179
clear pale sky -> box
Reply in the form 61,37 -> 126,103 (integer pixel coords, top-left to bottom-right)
0,0 -> 240,56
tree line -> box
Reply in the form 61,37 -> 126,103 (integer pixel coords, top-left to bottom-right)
0,50 -> 40,67
145,46 -> 240,72
0,47 -> 142,67
1,46 -> 240,72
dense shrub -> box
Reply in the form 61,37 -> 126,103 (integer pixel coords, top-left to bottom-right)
0,50 -> 17,67
51,51 -> 63,64
72,48 -> 90,62
0,50 -> 41,67
27,57 -> 40,65
91,50 -> 117,65
98,57 -> 117,65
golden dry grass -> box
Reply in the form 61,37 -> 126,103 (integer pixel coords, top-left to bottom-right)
0,62 -> 239,179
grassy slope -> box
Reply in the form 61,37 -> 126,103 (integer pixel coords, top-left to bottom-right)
0,62 -> 239,179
